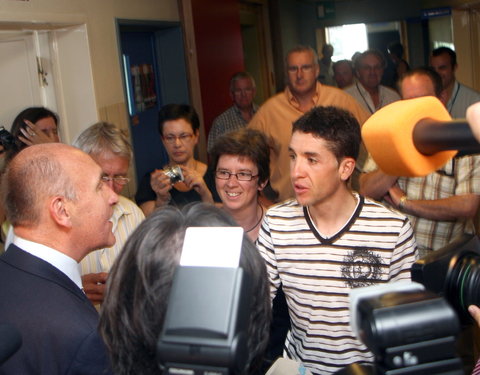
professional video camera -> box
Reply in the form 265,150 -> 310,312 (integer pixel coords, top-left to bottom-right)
337,234 -> 480,375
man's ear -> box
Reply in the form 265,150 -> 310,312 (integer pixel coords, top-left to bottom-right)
49,196 -> 72,229
339,157 -> 356,181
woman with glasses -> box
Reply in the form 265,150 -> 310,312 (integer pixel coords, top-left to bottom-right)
211,128 -> 290,371
210,128 -> 269,242
135,104 -> 217,216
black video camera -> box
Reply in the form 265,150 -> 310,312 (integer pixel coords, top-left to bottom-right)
412,234 -> 480,325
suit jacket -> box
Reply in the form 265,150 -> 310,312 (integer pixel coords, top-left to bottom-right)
0,244 -> 112,375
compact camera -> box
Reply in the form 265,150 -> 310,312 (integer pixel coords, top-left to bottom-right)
0,127 -> 15,151
164,165 -> 184,184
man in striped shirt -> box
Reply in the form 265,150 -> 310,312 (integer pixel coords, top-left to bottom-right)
257,106 -> 418,374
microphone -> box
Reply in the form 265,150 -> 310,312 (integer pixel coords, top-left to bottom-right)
361,96 -> 480,177
0,323 -> 22,365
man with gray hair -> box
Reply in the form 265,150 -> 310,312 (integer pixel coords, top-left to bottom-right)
0,143 -> 117,374
74,122 -> 144,305
207,71 -> 258,152
345,49 -> 400,114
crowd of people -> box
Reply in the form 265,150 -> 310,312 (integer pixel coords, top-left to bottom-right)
0,42 -> 479,375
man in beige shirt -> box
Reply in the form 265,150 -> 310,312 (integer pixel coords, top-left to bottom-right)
248,45 -> 369,201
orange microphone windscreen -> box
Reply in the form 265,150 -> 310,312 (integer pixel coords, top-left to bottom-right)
361,96 -> 456,177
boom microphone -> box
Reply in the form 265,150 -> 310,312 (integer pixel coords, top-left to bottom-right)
0,323 -> 22,365
362,96 -> 480,177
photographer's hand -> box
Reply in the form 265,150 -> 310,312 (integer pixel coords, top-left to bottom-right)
150,169 -> 172,207
468,305 -> 480,327
182,166 -> 213,203
19,120 -> 57,146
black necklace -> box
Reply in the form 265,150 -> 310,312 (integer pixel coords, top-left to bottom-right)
447,83 -> 460,115
246,205 -> 264,233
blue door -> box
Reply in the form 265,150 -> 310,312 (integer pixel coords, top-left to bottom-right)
118,24 -> 190,186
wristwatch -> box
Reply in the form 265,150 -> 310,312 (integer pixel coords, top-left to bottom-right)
399,195 -> 408,210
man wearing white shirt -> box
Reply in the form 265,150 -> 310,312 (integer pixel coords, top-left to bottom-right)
345,49 -> 400,114
0,143 -> 117,374
430,47 -> 480,119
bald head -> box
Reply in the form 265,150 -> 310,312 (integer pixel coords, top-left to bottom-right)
4,143 -> 91,226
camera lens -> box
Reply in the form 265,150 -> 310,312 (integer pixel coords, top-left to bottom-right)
446,252 -> 480,323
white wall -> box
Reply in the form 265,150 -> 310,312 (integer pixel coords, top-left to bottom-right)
0,0 -> 179,136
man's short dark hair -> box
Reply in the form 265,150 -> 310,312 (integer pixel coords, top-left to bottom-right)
333,59 -> 353,73
210,128 -> 270,186
399,66 -> 444,98
432,46 -> 457,67
158,104 -> 200,136
292,106 -> 360,161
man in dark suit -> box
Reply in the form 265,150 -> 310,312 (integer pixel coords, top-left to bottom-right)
0,143 -> 118,374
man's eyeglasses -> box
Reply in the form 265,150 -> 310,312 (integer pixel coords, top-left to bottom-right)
163,133 -> 194,144
215,170 -> 258,181
287,64 -> 314,73
101,175 -> 130,185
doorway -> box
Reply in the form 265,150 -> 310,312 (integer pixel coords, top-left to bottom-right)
116,21 -> 190,185
239,1 -> 275,104
0,24 -> 98,144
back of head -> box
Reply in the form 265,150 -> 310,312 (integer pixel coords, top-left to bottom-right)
292,106 -> 360,161
158,104 -> 200,136
388,42 -> 404,58
73,122 -> 132,160
210,128 -> 270,185
3,143 -> 77,227
6,107 -> 59,163
399,66 -> 443,99
100,203 -> 270,375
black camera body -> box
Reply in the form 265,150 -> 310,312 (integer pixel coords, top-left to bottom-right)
0,127 -> 15,151
411,234 -> 480,324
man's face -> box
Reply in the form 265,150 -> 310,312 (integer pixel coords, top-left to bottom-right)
334,62 -> 354,89
289,131 -> 352,208
68,152 -> 119,253
230,77 -> 256,110
90,150 -> 130,195
286,51 -> 319,97
431,53 -> 456,89
400,74 -> 436,100
357,54 -> 383,90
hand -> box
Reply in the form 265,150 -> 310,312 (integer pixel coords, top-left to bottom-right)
150,169 -> 172,206
385,184 -> 406,209
469,305 -> 480,328
18,120 -> 58,146
182,166 -> 213,202
81,272 -> 108,304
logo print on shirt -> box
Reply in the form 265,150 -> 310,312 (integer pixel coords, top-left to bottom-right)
341,248 -> 382,288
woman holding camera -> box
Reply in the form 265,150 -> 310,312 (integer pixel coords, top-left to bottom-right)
135,104 -> 217,216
